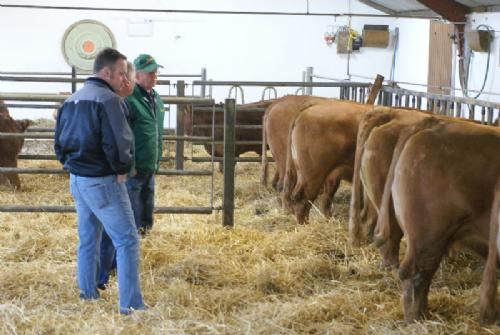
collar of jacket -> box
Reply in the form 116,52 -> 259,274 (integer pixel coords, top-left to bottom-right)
136,84 -> 156,102
85,77 -> 116,93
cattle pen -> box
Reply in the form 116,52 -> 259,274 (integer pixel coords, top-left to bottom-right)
1,74 -> 499,222
1,74 -> 500,334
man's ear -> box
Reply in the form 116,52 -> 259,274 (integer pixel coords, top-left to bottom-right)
101,66 -> 112,80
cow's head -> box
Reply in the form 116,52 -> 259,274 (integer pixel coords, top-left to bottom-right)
0,99 -> 8,116
15,119 -> 34,133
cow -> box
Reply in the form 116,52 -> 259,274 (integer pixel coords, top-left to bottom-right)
375,117 -> 500,322
261,95 -> 323,191
282,99 -> 373,224
348,107 -> 432,266
0,99 -> 33,190
183,99 -> 277,168
479,179 -> 500,325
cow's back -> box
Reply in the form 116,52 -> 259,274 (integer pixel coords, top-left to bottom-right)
283,99 -> 372,223
262,95 -> 319,189
390,119 -> 500,322
349,107 -> 430,247
394,121 -> 500,243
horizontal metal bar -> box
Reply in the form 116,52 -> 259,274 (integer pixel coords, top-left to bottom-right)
0,75 -> 171,87
159,74 -> 202,78
0,75 -> 86,83
0,167 -> 64,174
0,71 -> 91,76
164,135 -> 212,141
192,107 -> 266,113
192,80 -> 370,87
18,154 -> 57,160
17,154 -> 187,162
0,167 -> 212,176
154,206 -> 214,214
0,205 -> 214,214
0,93 -> 214,105
192,140 -> 261,145
191,156 -> 272,163
0,133 -> 53,139
193,125 -> 262,129
0,103 -> 61,109
0,71 -> 201,78
24,128 -> 175,134
0,132 -> 212,141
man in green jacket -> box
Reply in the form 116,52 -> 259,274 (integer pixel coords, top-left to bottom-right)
126,54 -> 165,236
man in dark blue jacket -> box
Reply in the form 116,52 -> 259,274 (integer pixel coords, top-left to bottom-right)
54,48 -> 145,315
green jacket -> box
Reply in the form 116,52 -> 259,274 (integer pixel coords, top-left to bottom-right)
126,85 -> 165,174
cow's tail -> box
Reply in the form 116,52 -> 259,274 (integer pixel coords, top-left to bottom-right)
282,102 -> 315,209
261,112 -> 269,186
349,108 -> 393,246
480,179 -> 500,325
374,116 -> 441,247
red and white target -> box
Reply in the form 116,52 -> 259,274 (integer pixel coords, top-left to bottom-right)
61,19 -> 116,71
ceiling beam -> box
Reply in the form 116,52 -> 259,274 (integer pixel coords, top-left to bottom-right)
416,0 -> 469,22
356,0 -> 397,15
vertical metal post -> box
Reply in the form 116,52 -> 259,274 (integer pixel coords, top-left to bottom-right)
487,107 -> 493,125
305,67 -> 313,95
200,67 -> 207,97
71,66 -> 77,93
223,99 -> 236,227
175,80 -> 185,170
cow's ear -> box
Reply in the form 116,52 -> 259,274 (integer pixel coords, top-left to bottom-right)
17,119 -> 33,132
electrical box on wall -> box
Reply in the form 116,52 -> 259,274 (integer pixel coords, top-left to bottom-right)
337,30 -> 352,53
466,30 -> 492,52
362,25 -> 389,48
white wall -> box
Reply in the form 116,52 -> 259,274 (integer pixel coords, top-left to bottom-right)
0,0 -> 439,122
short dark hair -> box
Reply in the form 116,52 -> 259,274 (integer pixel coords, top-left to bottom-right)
93,48 -> 127,74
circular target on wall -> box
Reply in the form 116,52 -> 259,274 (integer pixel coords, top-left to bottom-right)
61,19 -> 116,71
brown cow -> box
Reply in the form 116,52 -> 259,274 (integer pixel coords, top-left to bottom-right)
183,99 -> 276,164
261,95 -> 323,191
376,117 -> 500,322
348,107 -> 431,266
282,99 -> 373,224
0,99 -> 33,190
479,179 -> 500,325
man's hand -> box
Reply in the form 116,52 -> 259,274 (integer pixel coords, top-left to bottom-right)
117,174 -> 127,184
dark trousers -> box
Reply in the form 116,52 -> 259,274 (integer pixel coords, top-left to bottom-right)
126,171 -> 155,234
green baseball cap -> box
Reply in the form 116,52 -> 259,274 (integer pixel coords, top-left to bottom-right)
133,54 -> 164,72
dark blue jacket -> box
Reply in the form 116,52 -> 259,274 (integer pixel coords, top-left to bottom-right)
54,77 -> 133,176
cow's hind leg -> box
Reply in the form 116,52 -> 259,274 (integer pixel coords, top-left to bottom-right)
375,203 -> 402,268
3,160 -> 21,190
319,165 -> 353,219
398,237 -> 447,322
318,179 -> 339,219
293,200 -> 312,225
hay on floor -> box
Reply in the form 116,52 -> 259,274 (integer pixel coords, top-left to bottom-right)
0,142 -> 498,334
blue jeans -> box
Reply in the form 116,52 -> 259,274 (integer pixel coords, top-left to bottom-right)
126,172 -> 155,233
70,174 -> 144,314
98,230 -> 116,288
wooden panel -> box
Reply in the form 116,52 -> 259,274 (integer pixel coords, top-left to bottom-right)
427,21 -> 454,96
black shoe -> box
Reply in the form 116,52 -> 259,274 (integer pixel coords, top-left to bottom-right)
139,227 -> 152,238
97,283 -> 106,290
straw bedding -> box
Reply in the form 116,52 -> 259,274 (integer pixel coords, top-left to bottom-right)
0,126 -> 498,334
